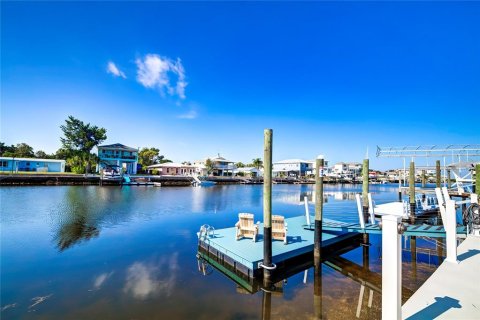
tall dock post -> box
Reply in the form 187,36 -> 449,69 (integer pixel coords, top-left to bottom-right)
362,158 -> 369,222
382,213 -> 403,320
263,129 -> 273,283
476,164 -> 480,195
409,161 -> 416,224
421,169 -> 426,188
447,169 -> 451,189
314,155 -> 324,269
436,160 -> 441,188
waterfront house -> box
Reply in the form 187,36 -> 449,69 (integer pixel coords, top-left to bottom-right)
147,162 -> 196,176
333,162 -> 362,180
273,159 -> 320,178
0,157 -> 65,173
194,154 -> 236,176
97,143 -> 138,174
233,167 -> 262,178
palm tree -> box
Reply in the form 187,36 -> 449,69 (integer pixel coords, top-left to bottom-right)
252,158 -> 263,169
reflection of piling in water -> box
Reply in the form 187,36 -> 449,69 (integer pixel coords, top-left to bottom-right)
363,240 -> 370,271
261,290 -> 272,320
411,236 -> 417,282
437,238 -> 444,264
314,265 -> 322,320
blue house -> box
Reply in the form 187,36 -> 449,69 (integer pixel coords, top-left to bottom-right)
0,157 -> 66,172
97,143 -> 139,174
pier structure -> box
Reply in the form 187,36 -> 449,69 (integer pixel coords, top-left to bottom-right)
379,187 -> 479,319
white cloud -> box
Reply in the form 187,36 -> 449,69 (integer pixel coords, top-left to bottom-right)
135,54 -> 188,99
107,61 -> 126,79
177,109 -> 198,119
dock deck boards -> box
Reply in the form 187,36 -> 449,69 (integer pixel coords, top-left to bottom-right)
402,235 -> 480,319
319,220 -> 468,238
199,216 -> 353,273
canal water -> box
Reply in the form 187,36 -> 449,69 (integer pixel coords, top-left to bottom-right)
1,184 -> 442,319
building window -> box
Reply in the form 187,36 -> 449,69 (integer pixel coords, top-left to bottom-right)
0,161 -> 8,167
26,162 -> 30,166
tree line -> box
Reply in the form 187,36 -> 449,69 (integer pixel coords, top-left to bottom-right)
1,115 -> 170,174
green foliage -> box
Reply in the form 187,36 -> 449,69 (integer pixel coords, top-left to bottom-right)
0,142 -> 35,157
236,162 -> 245,168
35,150 -> 50,158
205,158 -> 214,175
138,147 -> 160,168
138,147 -> 171,172
251,158 -> 263,169
60,116 -> 107,173
0,142 -> 16,156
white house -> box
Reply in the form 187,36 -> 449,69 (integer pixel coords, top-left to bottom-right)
233,167 -> 262,178
273,159 -> 311,177
194,154 -> 236,176
0,157 -> 65,173
147,162 -> 196,176
333,162 -> 362,179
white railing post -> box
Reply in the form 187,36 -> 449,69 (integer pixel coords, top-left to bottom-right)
382,214 -> 402,320
368,193 -> 375,224
304,196 -> 311,226
356,194 -> 365,229
436,187 -> 458,264
445,199 -> 458,264
472,193 -> 478,204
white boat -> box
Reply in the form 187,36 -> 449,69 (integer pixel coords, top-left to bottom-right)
101,166 -> 123,181
192,175 -> 216,186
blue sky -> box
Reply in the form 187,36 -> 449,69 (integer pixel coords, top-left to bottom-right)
1,2 -> 479,169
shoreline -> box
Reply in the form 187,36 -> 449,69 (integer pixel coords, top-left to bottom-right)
0,174 -> 377,186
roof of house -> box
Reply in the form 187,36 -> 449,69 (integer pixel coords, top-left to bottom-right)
235,167 -> 260,172
273,159 -> 310,164
0,157 -> 65,163
147,162 -> 196,169
98,143 -> 137,151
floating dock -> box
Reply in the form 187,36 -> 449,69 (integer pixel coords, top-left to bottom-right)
402,235 -> 480,319
197,216 -> 361,280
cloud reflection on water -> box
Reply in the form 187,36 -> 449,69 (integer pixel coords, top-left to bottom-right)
93,272 -> 114,290
124,253 -> 179,299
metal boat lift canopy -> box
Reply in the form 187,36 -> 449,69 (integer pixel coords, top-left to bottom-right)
376,145 -> 480,158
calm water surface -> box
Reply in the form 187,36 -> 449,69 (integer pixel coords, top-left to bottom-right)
1,184 -> 442,319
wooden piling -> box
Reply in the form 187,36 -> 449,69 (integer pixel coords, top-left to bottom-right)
314,156 -> 324,268
436,160 -> 441,188
421,170 -> 426,188
409,161 -> 416,224
447,169 -> 451,189
476,164 -> 480,195
362,158 -> 369,222
263,129 -> 273,282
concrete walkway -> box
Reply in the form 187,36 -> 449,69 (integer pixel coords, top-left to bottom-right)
402,235 -> 480,319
